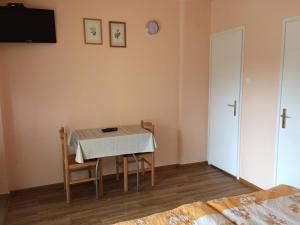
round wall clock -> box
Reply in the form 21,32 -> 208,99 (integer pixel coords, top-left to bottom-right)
146,20 -> 160,35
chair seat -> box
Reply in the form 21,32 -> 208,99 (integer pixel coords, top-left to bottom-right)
68,154 -> 97,170
122,153 -> 153,164
124,152 -> 152,158
68,154 -> 77,165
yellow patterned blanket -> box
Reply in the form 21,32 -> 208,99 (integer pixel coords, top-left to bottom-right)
207,184 -> 300,225
114,201 -> 232,225
114,185 -> 300,225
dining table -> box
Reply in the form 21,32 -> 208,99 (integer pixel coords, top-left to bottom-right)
69,124 -> 157,199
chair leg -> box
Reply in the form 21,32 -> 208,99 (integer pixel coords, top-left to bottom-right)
123,156 -> 128,192
88,168 -> 92,178
65,170 -> 71,203
98,160 -> 104,197
151,152 -> 155,186
63,163 -> 66,190
116,156 -> 120,181
132,154 -> 139,192
141,158 -> 145,176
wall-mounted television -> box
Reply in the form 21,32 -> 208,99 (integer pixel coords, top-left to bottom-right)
0,6 -> 56,43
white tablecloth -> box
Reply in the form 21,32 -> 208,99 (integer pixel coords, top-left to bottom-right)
69,125 -> 157,163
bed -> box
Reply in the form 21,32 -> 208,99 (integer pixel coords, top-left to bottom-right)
114,185 -> 300,225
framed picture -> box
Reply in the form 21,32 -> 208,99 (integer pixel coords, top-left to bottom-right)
83,18 -> 102,45
109,21 -> 126,48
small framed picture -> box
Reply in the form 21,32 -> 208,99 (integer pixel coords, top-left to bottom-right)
83,18 -> 102,45
109,21 -> 126,48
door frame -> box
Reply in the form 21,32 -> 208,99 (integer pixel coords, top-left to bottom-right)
274,16 -> 300,185
208,26 -> 245,179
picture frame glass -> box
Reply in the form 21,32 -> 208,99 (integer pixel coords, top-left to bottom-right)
84,19 -> 102,44
110,22 -> 126,47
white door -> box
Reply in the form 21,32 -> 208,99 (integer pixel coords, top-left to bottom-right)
208,27 -> 244,177
276,18 -> 300,188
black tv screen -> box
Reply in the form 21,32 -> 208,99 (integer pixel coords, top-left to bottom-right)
0,6 -> 56,43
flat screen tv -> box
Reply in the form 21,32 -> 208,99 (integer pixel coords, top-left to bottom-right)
0,6 -> 56,43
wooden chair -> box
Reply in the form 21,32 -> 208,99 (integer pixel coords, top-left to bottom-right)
115,120 -> 155,192
59,127 -> 103,203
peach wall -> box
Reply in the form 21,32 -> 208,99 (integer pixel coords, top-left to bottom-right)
0,0 -> 181,190
178,0 -> 210,164
0,58 -> 10,194
0,103 -> 9,195
0,0 -> 210,191
211,0 -> 300,189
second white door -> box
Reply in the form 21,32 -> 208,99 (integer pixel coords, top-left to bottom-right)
276,18 -> 300,188
208,27 -> 244,177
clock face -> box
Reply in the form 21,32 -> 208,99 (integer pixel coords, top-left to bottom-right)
146,20 -> 159,35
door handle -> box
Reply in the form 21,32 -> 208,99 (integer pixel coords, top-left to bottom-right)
227,100 -> 237,117
280,108 -> 291,129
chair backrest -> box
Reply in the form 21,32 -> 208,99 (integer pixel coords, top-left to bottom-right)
59,127 -> 69,167
141,120 -> 154,135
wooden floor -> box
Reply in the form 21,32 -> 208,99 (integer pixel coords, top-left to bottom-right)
0,196 -> 8,225
5,164 -> 253,225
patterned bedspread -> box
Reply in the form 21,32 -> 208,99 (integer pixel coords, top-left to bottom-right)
113,201 -> 233,225
114,185 -> 300,225
207,184 -> 300,225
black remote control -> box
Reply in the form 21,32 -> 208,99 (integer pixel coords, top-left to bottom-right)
101,127 -> 118,133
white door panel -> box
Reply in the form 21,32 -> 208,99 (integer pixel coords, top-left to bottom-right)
208,28 -> 244,177
277,18 -> 300,188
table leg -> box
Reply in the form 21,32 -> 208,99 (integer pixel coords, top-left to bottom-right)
99,159 -> 103,197
132,154 -> 139,192
116,156 -> 120,181
141,158 -> 145,176
123,156 -> 128,192
151,152 -> 155,186
95,158 -> 101,199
